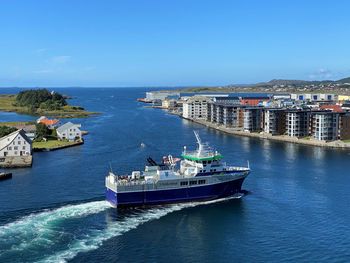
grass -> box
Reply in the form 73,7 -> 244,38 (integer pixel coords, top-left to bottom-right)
0,94 -> 98,118
341,139 -> 350,143
32,140 -> 78,149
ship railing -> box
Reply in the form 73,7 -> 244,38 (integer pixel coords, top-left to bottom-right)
115,179 -> 153,186
183,150 -> 217,158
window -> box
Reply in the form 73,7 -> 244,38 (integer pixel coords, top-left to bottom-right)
198,180 -> 206,185
189,181 -> 197,185
7,147 -> 12,150
14,146 -> 18,150
22,146 -> 25,150
18,141 -> 21,145
180,181 -> 188,186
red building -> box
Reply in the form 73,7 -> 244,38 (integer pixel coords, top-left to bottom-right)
320,104 -> 343,113
240,96 -> 270,106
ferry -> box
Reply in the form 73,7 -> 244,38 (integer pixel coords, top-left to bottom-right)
105,131 -> 250,207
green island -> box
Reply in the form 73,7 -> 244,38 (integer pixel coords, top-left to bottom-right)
0,89 -> 98,118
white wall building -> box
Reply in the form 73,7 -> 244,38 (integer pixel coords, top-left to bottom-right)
182,96 -> 209,120
56,122 -> 82,141
291,93 -> 335,101
312,112 -> 339,141
146,92 -> 180,102
0,129 -> 32,157
286,110 -> 311,137
162,99 -> 177,109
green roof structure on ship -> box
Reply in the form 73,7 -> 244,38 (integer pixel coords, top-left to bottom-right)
181,154 -> 223,161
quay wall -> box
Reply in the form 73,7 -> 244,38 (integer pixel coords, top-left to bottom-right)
184,117 -> 350,149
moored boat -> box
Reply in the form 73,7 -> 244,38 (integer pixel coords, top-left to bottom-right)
105,131 -> 250,207
0,172 -> 12,181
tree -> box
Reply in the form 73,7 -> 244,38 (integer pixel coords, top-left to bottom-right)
0,126 -> 17,138
35,123 -> 50,140
15,89 -> 67,112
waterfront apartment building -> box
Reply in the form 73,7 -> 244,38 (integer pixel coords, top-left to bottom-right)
0,129 -> 32,157
243,107 -> 263,132
207,97 -> 243,128
182,96 -> 209,120
339,113 -> 350,140
286,109 -> 311,137
263,108 -> 286,135
311,112 -> 339,141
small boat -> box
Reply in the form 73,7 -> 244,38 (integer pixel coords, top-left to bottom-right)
140,143 -> 146,147
0,172 -> 12,181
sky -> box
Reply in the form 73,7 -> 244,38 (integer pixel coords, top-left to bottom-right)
0,0 -> 350,87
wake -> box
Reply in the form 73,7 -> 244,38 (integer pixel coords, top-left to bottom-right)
0,196 -> 242,263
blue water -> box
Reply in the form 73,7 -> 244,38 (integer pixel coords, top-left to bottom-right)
0,88 -> 350,262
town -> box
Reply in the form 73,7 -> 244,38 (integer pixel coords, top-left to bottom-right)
0,116 -> 83,168
140,91 -> 350,148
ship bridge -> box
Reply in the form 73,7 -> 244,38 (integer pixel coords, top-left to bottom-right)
181,131 -> 223,162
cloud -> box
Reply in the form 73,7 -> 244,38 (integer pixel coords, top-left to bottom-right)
34,48 -> 48,54
309,68 -> 333,80
51,55 -> 71,64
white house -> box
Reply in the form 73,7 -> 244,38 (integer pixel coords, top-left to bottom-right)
0,129 -> 32,157
56,122 -> 82,141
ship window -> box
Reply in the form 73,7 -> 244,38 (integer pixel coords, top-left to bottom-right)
203,161 -> 207,164
198,180 -> 206,184
208,160 -> 212,164
180,181 -> 188,186
190,181 -> 197,185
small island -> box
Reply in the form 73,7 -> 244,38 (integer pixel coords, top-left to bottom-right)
0,89 -> 97,118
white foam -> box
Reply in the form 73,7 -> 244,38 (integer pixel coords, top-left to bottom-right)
0,201 -> 110,253
40,196 -> 241,263
0,195 -> 241,263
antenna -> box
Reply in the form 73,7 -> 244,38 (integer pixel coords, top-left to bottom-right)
109,162 -> 114,173
247,160 -> 250,169
193,131 -> 203,156
194,130 -> 201,145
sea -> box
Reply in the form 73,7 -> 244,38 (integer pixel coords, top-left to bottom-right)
0,87 -> 350,263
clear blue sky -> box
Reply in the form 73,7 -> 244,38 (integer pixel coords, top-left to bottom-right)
1,0 -> 349,87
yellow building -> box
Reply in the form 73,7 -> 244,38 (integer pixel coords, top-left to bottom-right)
338,95 -> 350,102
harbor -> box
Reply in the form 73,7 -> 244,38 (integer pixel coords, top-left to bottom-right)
140,91 -> 350,150
1,87 -> 350,263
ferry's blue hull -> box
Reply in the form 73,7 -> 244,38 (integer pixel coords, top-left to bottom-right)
106,177 -> 245,207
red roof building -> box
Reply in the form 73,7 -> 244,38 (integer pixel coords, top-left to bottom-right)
320,104 -> 343,113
